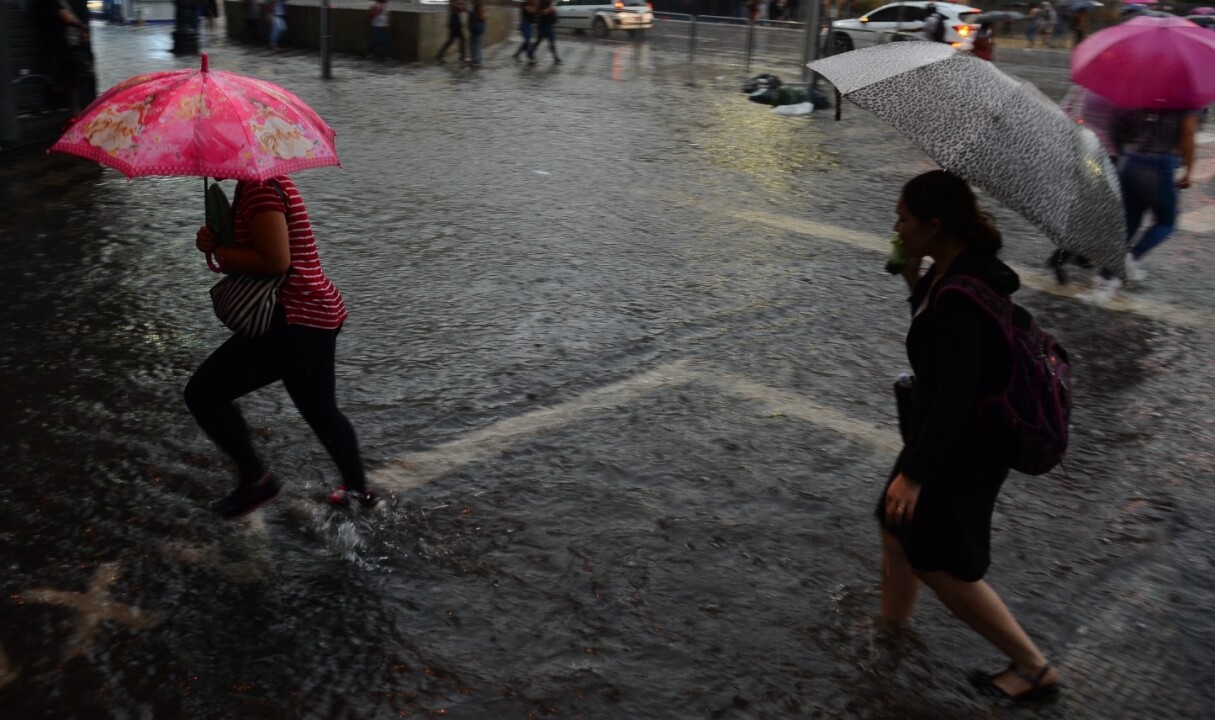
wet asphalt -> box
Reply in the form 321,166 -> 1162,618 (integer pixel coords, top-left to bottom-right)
0,19 -> 1213,720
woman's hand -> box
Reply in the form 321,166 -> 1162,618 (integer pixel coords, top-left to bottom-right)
885,472 -> 921,526
196,225 -> 217,254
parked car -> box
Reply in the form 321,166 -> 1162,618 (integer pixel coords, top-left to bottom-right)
827,1 -> 981,53
555,0 -> 655,37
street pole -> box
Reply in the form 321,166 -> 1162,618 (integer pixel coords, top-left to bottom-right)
320,0 -> 332,79
801,0 -> 822,83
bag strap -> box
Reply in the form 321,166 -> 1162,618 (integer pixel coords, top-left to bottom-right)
933,274 -> 1015,344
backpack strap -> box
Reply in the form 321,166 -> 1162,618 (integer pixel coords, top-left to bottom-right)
933,274 -> 1016,401
933,274 -> 1015,345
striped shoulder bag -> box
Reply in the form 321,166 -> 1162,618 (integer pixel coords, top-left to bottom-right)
208,180 -> 291,338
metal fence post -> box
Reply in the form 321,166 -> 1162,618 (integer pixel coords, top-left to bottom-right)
320,0 -> 331,79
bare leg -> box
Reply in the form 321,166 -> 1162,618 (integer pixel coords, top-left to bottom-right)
880,530 -> 922,626
915,570 -> 1059,695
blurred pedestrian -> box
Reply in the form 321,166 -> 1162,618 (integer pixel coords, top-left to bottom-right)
436,0 -> 467,63
243,0 -> 263,44
879,170 -> 1061,704
33,0 -> 92,111
1070,7 -> 1087,46
201,0 -> 219,37
1024,4 -> 1039,46
188,177 -> 382,518
512,0 -> 539,60
1050,87 -> 1120,280
368,0 -> 390,59
1037,2 -> 1055,47
1051,5 -> 1067,46
530,0 -> 561,64
922,2 -> 946,42
972,21 -> 995,60
467,0 -> 486,66
266,0 -> 287,50
1086,107 -> 1201,302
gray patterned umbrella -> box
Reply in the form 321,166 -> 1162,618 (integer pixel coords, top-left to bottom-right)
809,42 -> 1126,278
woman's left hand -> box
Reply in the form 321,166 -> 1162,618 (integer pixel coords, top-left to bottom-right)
885,472 -> 921,526
196,225 -> 217,254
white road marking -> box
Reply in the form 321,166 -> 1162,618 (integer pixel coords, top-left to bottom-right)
370,360 -> 900,492
18,563 -> 161,660
700,368 -> 901,454
727,208 -> 1214,330
370,361 -> 699,490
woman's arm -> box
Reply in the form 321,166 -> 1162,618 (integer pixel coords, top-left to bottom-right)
197,210 -> 291,275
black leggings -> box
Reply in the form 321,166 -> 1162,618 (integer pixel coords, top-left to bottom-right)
184,309 -> 365,491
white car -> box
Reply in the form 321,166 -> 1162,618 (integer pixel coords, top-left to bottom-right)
827,2 -> 981,53
555,0 -> 654,38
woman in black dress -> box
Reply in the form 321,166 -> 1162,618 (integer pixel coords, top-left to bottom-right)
878,171 -> 1060,702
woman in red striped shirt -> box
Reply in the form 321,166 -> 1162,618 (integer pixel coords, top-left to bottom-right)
188,175 -> 380,518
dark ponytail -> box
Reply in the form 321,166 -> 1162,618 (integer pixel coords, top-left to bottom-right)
901,170 -> 1002,256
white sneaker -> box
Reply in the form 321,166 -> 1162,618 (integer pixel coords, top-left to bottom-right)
1125,253 -> 1147,282
1080,276 -> 1122,306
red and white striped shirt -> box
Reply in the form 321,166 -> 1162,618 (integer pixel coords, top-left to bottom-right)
232,176 -> 348,330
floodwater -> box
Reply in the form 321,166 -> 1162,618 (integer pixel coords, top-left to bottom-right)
1,22 -> 1214,719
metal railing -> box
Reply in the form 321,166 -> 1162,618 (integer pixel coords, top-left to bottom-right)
647,12 -> 828,85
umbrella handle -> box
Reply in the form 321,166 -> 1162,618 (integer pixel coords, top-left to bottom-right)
206,251 -> 222,273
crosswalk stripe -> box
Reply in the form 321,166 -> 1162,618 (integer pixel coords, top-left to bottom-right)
726,208 -> 1213,330
368,360 -> 900,493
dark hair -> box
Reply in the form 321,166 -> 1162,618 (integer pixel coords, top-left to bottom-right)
901,170 -> 1002,256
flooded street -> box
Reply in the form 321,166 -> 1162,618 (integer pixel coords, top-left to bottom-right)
1,22 -> 1213,719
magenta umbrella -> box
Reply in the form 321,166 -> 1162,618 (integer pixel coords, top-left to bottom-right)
1071,16 -> 1215,109
1192,6 -> 1215,13
51,53 -> 340,180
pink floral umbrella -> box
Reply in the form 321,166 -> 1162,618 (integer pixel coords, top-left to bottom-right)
1071,16 -> 1215,109
51,53 -> 339,181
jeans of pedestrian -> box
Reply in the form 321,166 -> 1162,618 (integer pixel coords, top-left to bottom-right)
470,21 -> 485,63
269,14 -> 286,47
437,26 -> 465,61
370,26 -> 390,58
184,309 -> 366,492
1120,152 -> 1180,260
531,25 -> 558,59
514,20 -> 535,57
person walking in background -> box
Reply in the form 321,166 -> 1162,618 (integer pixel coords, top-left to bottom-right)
467,0 -> 487,66
243,0 -> 263,44
1024,4 -> 1039,46
1069,7 -> 1087,46
922,2 -> 947,42
512,0 -> 539,61
368,0 -> 390,59
1037,2 -> 1055,47
530,0 -> 561,64
188,176 -> 383,518
1084,107 -> 1201,303
972,21 -> 995,61
436,0 -> 467,63
879,170 -> 1061,704
266,0 -> 287,50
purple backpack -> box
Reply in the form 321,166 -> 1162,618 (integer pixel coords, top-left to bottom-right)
936,275 -> 1072,476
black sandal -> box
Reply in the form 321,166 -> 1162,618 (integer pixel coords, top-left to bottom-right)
968,662 -> 1060,703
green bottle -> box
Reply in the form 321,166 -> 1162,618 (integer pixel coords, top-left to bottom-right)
885,233 -> 906,275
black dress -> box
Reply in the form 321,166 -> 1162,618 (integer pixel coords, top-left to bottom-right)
874,251 -> 1017,582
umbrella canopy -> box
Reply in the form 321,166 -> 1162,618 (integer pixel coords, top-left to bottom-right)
1072,16 -> 1215,109
973,10 -> 1027,22
1067,0 -> 1103,10
808,43 -> 1126,278
51,54 -> 339,181
1191,5 -> 1214,13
